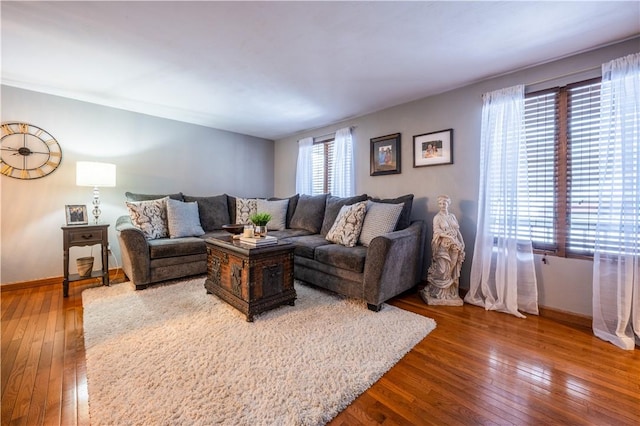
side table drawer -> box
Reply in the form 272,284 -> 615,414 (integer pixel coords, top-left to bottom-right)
68,228 -> 104,245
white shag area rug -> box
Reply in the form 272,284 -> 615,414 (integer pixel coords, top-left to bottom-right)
83,278 -> 436,426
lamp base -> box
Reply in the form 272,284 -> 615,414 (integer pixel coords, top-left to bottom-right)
92,186 -> 101,224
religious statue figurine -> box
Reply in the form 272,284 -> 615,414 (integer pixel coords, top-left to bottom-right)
420,195 -> 465,306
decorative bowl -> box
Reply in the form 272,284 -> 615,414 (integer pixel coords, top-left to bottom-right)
222,224 -> 245,235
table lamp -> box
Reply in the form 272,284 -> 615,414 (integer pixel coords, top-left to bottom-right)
76,161 -> 116,224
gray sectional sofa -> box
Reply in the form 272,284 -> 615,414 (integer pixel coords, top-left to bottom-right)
116,192 -> 425,311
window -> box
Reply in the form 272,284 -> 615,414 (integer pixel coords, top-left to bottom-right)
297,127 -> 354,197
311,138 -> 334,195
311,133 -> 354,196
524,79 -> 605,257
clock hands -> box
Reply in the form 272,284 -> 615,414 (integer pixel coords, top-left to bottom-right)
1,147 -> 50,155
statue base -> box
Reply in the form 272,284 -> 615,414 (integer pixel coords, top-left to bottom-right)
419,288 -> 464,306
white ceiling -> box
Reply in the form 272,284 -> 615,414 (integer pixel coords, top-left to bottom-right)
2,1 -> 639,140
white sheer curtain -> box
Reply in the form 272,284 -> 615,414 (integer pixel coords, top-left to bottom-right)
592,53 -> 640,350
295,137 -> 314,195
330,127 -> 354,197
465,85 -> 539,318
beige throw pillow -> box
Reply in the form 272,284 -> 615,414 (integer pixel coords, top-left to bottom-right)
126,197 -> 169,240
325,201 -> 367,247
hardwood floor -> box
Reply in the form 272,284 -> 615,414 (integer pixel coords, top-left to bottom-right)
2,280 -> 639,425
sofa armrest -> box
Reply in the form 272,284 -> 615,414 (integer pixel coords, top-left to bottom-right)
115,215 -> 151,285
362,220 -> 425,307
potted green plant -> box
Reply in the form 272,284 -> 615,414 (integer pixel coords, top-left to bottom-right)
250,212 -> 272,237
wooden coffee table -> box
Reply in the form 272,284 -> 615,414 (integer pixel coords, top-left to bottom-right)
204,236 -> 296,321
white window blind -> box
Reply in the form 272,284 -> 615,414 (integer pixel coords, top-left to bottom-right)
524,90 -> 558,248
311,139 -> 334,195
566,81 -> 602,254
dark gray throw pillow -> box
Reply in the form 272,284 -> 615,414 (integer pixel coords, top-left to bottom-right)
183,194 -> 230,232
225,194 -> 237,224
368,194 -> 414,230
320,194 -> 368,236
125,191 -> 183,202
289,194 -> 328,234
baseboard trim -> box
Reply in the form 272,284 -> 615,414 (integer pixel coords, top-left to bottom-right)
1,268 -> 125,293
538,306 -> 592,330
458,285 -> 592,331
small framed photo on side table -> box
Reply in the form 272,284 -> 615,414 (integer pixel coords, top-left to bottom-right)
65,205 -> 88,226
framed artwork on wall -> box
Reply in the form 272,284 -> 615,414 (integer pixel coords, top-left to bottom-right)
370,133 -> 401,176
65,205 -> 88,226
413,128 -> 453,167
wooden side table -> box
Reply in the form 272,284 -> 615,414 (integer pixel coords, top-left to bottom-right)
61,224 -> 110,297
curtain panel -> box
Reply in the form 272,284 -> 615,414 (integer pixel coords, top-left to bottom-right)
330,127 -> 355,197
592,53 -> 640,350
465,85 -> 539,318
295,137 -> 314,195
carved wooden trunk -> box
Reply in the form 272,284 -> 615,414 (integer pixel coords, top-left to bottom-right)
204,237 -> 296,321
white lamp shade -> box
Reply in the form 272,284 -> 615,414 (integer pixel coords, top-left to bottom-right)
76,161 -> 116,187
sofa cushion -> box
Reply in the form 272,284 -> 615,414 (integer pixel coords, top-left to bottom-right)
294,256 -> 363,290
289,193 -> 328,233
166,198 -> 205,238
235,198 -> 258,225
183,194 -> 230,231
358,201 -> 404,247
320,194 -> 368,236
314,244 -> 368,274
148,237 -> 206,259
368,194 -> 414,230
125,191 -> 183,202
201,230 -> 233,240
269,228 -> 314,240
126,197 -> 169,240
268,194 -> 299,228
285,234 -> 332,259
325,202 -> 367,248
256,199 -> 288,231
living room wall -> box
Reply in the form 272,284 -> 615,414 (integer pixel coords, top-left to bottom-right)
274,37 -> 639,317
0,87 -> 274,285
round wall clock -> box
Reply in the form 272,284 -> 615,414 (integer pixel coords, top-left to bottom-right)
1,122 -> 63,180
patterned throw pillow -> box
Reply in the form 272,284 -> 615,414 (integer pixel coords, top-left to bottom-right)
166,198 -> 205,238
325,201 -> 367,248
126,197 -> 169,240
235,198 -> 257,225
320,194 -> 368,236
358,201 -> 404,247
368,194 -> 414,230
256,199 -> 288,231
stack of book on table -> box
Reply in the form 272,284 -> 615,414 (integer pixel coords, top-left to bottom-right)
239,235 -> 278,247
